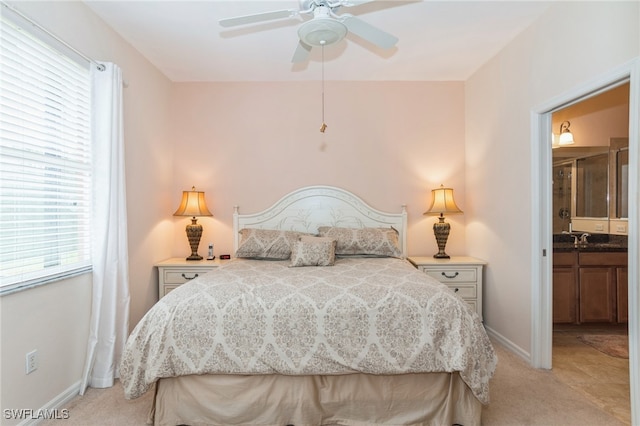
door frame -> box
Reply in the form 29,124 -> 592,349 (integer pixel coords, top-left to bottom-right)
531,58 -> 639,425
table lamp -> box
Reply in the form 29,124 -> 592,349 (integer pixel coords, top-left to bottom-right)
173,186 -> 213,260
424,185 -> 462,259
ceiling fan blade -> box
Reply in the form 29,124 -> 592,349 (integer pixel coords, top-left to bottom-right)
291,40 -> 312,63
219,9 -> 298,28
341,15 -> 398,49
337,0 -> 376,7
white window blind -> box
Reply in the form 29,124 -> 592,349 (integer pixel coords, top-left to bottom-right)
0,16 -> 92,293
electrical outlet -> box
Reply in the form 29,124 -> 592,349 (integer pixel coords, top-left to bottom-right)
25,350 -> 38,374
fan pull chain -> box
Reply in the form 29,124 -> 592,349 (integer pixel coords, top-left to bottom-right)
320,43 -> 327,133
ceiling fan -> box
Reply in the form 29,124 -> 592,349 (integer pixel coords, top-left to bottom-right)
219,0 -> 399,63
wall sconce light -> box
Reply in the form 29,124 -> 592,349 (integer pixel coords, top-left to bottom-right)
558,121 -> 575,146
424,185 -> 463,259
173,186 -> 213,260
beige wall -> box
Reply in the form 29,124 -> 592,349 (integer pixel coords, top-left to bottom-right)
168,81 -> 467,259
0,275 -> 91,424
0,1 -> 173,422
465,1 -> 639,354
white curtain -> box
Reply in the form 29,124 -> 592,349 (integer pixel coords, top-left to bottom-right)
80,62 -> 130,394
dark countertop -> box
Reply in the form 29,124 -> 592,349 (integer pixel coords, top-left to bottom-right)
553,233 -> 627,252
553,242 -> 627,252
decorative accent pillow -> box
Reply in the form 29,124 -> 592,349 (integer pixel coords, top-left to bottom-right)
235,228 -> 310,260
290,236 -> 337,267
317,226 -> 403,258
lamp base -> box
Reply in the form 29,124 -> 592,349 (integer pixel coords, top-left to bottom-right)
432,216 -> 451,259
433,252 -> 450,259
185,218 -> 203,261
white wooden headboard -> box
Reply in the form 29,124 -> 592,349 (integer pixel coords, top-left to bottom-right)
233,185 -> 408,257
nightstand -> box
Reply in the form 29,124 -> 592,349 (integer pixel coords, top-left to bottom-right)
409,256 -> 486,320
155,257 -> 222,299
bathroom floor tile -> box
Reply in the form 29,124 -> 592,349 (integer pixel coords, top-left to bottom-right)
552,324 -> 630,425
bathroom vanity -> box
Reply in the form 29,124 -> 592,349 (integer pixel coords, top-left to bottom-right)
553,237 -> 627,324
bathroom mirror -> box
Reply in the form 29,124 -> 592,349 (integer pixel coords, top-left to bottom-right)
553,147 -> 609,233
575,153 -> 608,218
552,138 -> 629,234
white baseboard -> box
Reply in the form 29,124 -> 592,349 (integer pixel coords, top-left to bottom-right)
485,324 -> 532,364
17,380 -> 80,426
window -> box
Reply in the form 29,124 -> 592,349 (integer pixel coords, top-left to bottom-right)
0,16 -> 92,294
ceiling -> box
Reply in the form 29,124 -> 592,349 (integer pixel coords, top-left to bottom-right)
83,0 -> 552,82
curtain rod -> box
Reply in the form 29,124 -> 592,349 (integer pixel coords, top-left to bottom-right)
1,1 -> 105,71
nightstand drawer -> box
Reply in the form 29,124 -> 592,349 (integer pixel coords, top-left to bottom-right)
420,268 -> 476,283
164,284 -> 181,295
464,300 -> 477,313
409,256 -> 485,321
163,268 -> 214,284
156,258 -> 222,299
446,284 -> 477,299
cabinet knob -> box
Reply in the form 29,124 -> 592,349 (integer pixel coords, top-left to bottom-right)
181,273 -> 199,280
454,287 -> 460,293
441,271 -> 459,279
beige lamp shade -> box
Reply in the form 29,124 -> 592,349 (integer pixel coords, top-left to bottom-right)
424,185 -> 462,216
173,187 -> 213,218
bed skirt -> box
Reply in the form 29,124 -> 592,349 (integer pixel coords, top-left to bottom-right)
150,372 -> 482,426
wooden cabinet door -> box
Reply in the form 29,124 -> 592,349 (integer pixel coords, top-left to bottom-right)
579,267 -> 615,323
553,267 -> 577,324
617,267 -> 628,323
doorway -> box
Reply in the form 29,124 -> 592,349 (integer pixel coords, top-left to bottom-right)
550,84 -> 630,423
530,60 -> 639,426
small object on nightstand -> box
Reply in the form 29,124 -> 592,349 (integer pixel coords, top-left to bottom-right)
207,243 -> 215,260
220,254 -> 231,260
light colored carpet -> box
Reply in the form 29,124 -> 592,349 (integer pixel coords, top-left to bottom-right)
576,334 -> 629,359
41,340 -> 625,426
482,340 -> 626,426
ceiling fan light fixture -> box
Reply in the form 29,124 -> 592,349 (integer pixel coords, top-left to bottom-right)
298,18 -> 347,46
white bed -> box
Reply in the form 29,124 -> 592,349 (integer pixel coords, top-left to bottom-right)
120,186 -> 497,426
231,185 -> 408,256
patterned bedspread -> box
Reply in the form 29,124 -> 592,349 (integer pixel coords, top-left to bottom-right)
120,257 -> 497,403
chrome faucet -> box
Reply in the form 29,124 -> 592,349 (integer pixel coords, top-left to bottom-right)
580,233 -> 590,244
562,230 -> 580,246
